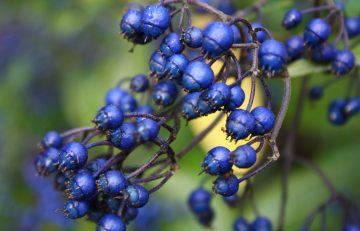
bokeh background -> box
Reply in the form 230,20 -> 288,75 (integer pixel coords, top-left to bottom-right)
0,0 -> 360,230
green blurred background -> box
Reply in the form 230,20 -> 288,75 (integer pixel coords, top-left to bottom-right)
0,0 -> 359,230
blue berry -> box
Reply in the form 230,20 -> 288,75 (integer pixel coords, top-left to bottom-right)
285,35 -> 304,61
86,158 -> 108,173
251,23 -> 267,43
251,106 -> 276,135
94,105 -> 124,130
165,54 -> 189,79
152,80 -> 178,106
213,174 -> 239,196
97,170 -> 127,195
232,144 -> 257,168
149,51 -> 167,78
217,0 -> 236,15
136,105 -> 154,114
226,109 -> 256,140
282,9 -> 302,30
130,74 -> 149,92
160,32 -> 184,57
309,86 -> 323,100
97,214 -> 126,231
224,85 -> 245,111
199,82 -> 231,110
202,146 -> 232,175
182,92 -> 201,120
136,118 -> 160,141
304,18 -> 331,47
105,88 -> 137,113
55,171 -> 72,190
346,17 -> 360,38
184,26 -> 203,48
34,147 -> 59,175
109,122 -> 137,149
196,96 -> 216,116
120,8 -> 143,40
328,99 -> 347,125
182,61 -> 214,92
202,21 -> 234,57
196,207 -> 214,227
344,98 -> 360,116
58,142 -> 88,172
231,25 -> 241,43
63,200 -> 89,219
223,194 -> 239,207
259,39 -> 287,75
343,224 -> 360,231
331,49 -> 355,76
233,218 -> 250,231
123,207 -> 139,222
40,131 -> 62,149
188,188 -> 212,213
126,184 -> 150,208
66,170 -> 96,200
310,43 -> 335,63
142,4 -> 170,39
251,217 -> 272,231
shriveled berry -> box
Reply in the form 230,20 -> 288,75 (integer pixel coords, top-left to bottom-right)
142,4 -> 170,39
182,61 -> 214,92
202,146 -> 232,175
225,85 -> 245,111
282,9 -> 302,30
233,217 -> 250,231
130,74 -> 149,92
160,32 -> 184,57
40,131 -> 62,149
213,174 -> 239,196
259,39 -> 287,75
165,54 -> 189,79
182,92 -> 201,120
304,18 -> 331,47
152,80 -> 178,106
184,26 -> 203,48
149,51 -> 167,78
58,142 -> 88,172
126,184 -> 149,208
109,122 -> 137,150
34,147 -> 59,175
331,49 -> 355,76
136,119 -> 160,141
66,169 -> 96,200
251,217 -> 272,231
63,200 -> 89,219
226,109 -> 255,140
232,144 -> 257,168
202,21 -> 234,57
97,170 -> 127,195
251,106 -> 276,135
94,105 -> 124,130
285,35 -> 304,62
97,214 -> 126,231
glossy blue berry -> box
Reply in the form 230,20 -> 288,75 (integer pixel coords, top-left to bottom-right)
58,142 -> 88,172
86,158 -> 108,173
233,218 -> 250,231
165,54 -> 189,79
105,88 -> 137,113
94,105 -> 124,130
226,109 -> 256,140
304,18 -> 331,47
123,207 -> 138,222
40,131 -> 62,149
34,147 -> 59,175
97,170 -> 127,195
184,26 -> 203,48
152,80 -> 178,106
310,43 -> 335,63
328,99 -> 347,125
109,122 -> 137,150
130,74 -> 149,92
259,39 -> 287,75
343,224 -> 360,231
188,188 -> 212,214
160,32 -> 184,57
182,92 -> 201,120
331,49 -> 355,76
97,214 -> 126,231
126,184 -> 149,208
213,174 -> 239,196
346,17 -> 360,38
63,200 -> 89,219
232,144 -> 257,168
202,146 -> 232,175
309,86 -> 323,100
225,85 -> 245,111
149,51 -> 167,77
199,82 -> 231,110
202,21 -> 234,57
251,23 -> 267,43
137,118 -> 160,141
182,61 -> 214,92
142,4 -> 170,39
285,35 -> 304,61
344,98 -> 360,116
251,217 -> 272,231
251,106 -> 276,135
120,8 -> 142,39
196,96 -> 216,116
282,9 -> 302,30
66,170 -> 96,200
